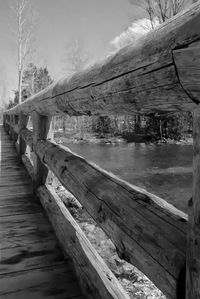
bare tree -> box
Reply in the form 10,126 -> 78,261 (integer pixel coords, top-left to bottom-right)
10,0 -> 36,104
62,39 -> 90,76
129,0 -> 187,28
61,39 -> 92,137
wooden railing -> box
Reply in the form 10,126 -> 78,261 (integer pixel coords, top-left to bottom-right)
3,3 -> 200,298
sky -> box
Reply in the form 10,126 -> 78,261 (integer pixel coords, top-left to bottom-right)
0,0 -> 144,103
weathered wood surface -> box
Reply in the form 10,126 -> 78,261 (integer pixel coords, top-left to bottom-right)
186,108 -> 200,299
20,127 -> 33,148
38,185 -> 130,299
0,126 -> 85,299
32,112 -> 51,192
36,139 -> 188,298
5,3 -> 200,117
18,113 -> 29,157
21,154 -> 34,179
173,44 -> 200,104
12,123 -> 19,134
0,266 -> 84,299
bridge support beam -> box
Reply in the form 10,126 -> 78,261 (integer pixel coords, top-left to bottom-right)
186,108 -> 200,299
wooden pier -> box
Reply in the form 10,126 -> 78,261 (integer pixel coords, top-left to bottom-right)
1,3 -> 200,298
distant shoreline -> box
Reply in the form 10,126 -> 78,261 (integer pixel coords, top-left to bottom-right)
54,133 -> 193,146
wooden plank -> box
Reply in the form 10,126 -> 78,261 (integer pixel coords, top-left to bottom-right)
0,265 -> 83,299
186,108 -> 200,299
0,242 -> 64,274
0,193 -> 33,201
0,201 -> 41,217
0,196 -> 37,206
0,125 -> 85,299
1,294 -> 84,299
0,123 -> 83,299
0,179 -> 32,187
38,185 -> 130,299
0,213 -> 55,249
0,185 -> 33,196
5,3 -> 200,116
36,139 -> 187,298
0,212 -> 49,229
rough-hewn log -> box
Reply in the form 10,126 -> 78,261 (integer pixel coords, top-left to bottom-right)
38,185 -> 130,299
22,154 -> 34,180
35,140 -> 187,299
173,44 -> 200,105
5,3 -> 200,116
18,113 -> 29,158
31,112 -> 51,192
186,108 -> 200,299
12,124 -> 20,135
9,115 -> 15,140
11,116 -> 19,142
20,128 -> 33,149
4,118 -> 10,133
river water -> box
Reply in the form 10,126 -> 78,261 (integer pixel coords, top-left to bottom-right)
66,142 -> 193,214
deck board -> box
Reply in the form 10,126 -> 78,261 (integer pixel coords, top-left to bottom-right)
0,125 -> 85,299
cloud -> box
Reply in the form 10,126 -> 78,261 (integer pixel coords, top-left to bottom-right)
109,18 -> 159,53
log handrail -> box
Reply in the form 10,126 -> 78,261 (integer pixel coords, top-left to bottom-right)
3,3 -> 200,299
4,2 -> 200,117
6,121 -> 188,297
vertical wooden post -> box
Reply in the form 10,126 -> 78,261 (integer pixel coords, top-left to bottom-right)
186,108 -> 200,299
6,115 -> 10,133
13,115 -> 19,143
10,115 -> 14,140
46,116 -> 55,186
19,113 -> 29,158
31,111 -> 52,196
3,114 -> 6,128
4,115 -> 8,132
4,115 -> 7,131
9,115 -> 13,138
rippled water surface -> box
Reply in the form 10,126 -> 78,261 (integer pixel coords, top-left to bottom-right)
66,142 -> 193,213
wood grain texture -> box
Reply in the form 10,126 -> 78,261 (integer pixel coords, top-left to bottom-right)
4,3 -> 200,117
38,185 -> 130,299
12,124 -> 19,135
0,125 -> 85,299
20,128 -> 33,149
31,112 -> 51,191
36,139 -> 188,298
173,44 -> 200,104
0,265 -> 84,299
21,154 -> 34,179
186,108 -> 200,299
18,113 -> 29,157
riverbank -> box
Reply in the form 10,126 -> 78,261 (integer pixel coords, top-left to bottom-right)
54,132 -> 126,145
54,131 -> 193,146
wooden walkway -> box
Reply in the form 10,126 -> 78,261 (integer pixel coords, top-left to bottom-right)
0,125 -> 85,299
